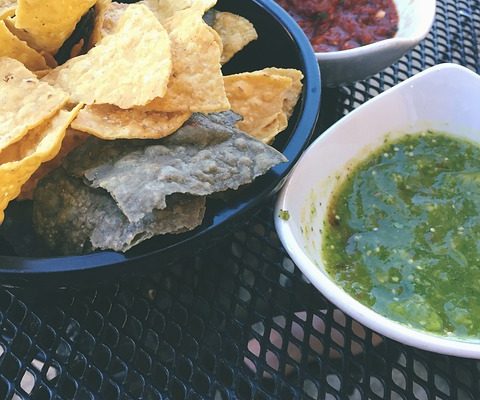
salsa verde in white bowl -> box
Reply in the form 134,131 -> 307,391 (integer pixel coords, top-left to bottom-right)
275,64 -> 480,358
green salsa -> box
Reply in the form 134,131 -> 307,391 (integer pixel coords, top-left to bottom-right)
322,131 -> 480,338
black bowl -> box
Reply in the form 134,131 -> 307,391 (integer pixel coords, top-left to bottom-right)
0,0 -> 321,286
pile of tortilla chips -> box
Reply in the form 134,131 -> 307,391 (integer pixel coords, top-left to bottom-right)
0,0 -> 304,254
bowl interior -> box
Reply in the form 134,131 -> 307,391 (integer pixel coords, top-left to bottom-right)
314,0 -> 436,86
0,0 -> 321,283
276,64 -> 480,357
316,0 -> 437,60
395,0 -> 437,40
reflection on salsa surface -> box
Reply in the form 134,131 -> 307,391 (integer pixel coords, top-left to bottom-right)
276,0 -> 398,52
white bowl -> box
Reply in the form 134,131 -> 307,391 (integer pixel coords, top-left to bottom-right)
275,63 -> 480,358
317,0 -> 436,86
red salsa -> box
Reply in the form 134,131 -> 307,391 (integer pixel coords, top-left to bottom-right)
276,0 -> 399,52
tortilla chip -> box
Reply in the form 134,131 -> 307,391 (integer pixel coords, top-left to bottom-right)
205,110 -> 242,127
258,112 -> 289,145
224,70 -> 293,142
89,0 -> 126,46
69,39 -> 85,59
0,105 -> 83,163
33,69 -> 51,78
89,0 -> 110,46
42,51 -> 58,69
144,9 -> 229,113
33,167 -> 207,254
19,128 -> 89,200
2,17 -> 27,40
262,67 -> 304,118
13,0 -> 95,54
0,104 -> 82,223
43,4 -> 172,109
0,57 -> 69,150
0,0 -> 15,20
1,17 -> 59,69
213,12 -> 258,64
92,0 -> 218,45
92,5 -> 227,112
63,113 -> 287,223
0,21 -> 49,71
140,0 -> 216,22
71,104 -> 191,140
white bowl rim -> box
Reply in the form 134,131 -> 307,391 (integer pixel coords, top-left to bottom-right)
315,0 -> 437,60
275,63 -> 480,359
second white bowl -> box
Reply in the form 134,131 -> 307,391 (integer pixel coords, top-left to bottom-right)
317,0 -> 437,86
275,63 -> 480,358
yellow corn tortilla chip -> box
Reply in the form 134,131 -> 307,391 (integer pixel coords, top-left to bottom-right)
0,21 -> 49,71
140,0 -> 216,22
0,57 -> 69,150
40,50 -> 57,68
2,17 -> 59,69
213,12 -> 258,64
90,1 -> 223,82
2,16 -> 28,41
92,0 -> 218,46
33,68 -> 51,78
144,8 -> 229,113
70,39 -> 85,59
71,104 -> 191,140
1,17 -> 58,69
43,4 -> 172,109
0,105 -> 82,162
257,112 -> 289,144
0,0 -> 15,20
262,67 -> 304,118
90,1 -> 128,47
89,0 -> 117,46
19,127 -> 89,200
224,70 -> 292,142
0,104 -> 82,223
91,0 -> 226,108
13,0 -> 96,54
225,68 -> 304,143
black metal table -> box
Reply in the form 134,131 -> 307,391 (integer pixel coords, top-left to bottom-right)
1,0 -> 480,398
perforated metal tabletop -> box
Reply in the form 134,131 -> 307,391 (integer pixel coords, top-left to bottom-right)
1,0 -> 480,399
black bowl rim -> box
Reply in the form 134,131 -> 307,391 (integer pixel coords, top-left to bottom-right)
0,0 -> 321,278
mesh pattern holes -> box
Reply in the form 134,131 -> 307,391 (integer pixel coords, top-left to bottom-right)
1,1 -> 480,399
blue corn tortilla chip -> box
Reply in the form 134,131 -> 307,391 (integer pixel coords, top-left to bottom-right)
33,168 -> 206,254
32,112 -> 286,253
63,112 -> 287,222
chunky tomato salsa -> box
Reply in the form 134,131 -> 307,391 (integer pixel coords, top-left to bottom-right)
276,0 -> 399,52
